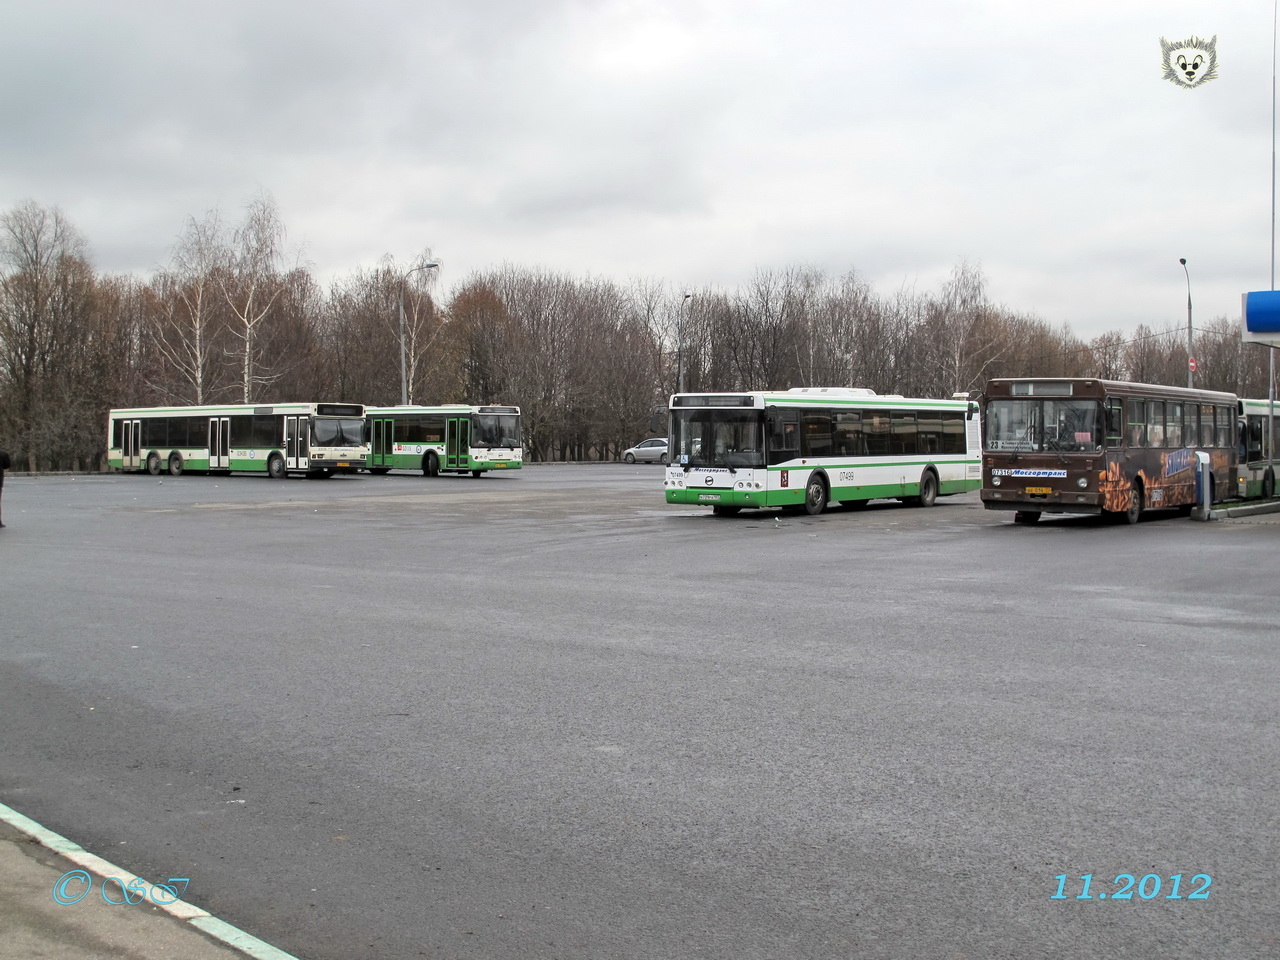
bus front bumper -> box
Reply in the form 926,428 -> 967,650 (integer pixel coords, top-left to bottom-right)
665,486 -> 768,508
981,489 -> 1104,514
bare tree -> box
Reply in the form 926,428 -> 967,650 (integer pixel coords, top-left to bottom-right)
151,210 -> 228,404
0,201 -> 93,468
219,194 -> 290,402
320,266 -> 402,403
387,253 -> 449,404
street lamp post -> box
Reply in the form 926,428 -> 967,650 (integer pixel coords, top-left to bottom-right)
1180,258 -> 1193,388
677,292 -> 692,393
399,260 -> 440,405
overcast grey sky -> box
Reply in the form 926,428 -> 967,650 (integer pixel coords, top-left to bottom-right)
0,1 -> 1271,338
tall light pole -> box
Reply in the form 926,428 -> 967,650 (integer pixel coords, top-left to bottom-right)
677,292 -> 692,393
1180,258 -> 1193,388
399,260 -> 439,405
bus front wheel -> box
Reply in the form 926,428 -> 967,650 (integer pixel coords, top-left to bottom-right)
1013,510 -> 1041,524
267,453 -> 287,480
146,452 -> 162,476
712,505 -> 741,517
804,475 -> 827,516
168,453 -> 184,477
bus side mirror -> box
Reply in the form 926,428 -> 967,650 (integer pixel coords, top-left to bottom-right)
967,402 -> 979,421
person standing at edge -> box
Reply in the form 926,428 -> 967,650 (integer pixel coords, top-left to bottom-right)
0,445 -> 9,527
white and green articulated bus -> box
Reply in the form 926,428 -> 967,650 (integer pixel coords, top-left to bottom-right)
664,388 -> 982,515
365,405 -> 523,476
107,403 -> 369,478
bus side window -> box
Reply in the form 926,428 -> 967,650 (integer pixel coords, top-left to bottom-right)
768,410 -> 800,464
1245,417 -> 1262,461
1126,399 -> 1146,447
833,412 -> 861,456
1216,406 -> 1232,449
1166,402 -> 1183,448
1105,400 -> 1123,448
1147,400 -> 1165,448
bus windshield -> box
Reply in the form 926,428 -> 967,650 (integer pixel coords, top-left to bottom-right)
311,417 -> 365,447
472,414 -> 522,449
985,398 -> 1103,453
671,409 -> 765,468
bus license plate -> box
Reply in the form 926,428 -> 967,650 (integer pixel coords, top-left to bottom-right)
338,462 -> 351,467
1026,486 -> 1052,495
698,494 -> 721,502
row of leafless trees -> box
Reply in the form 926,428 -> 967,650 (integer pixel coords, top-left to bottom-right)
2,197 -> 1277,469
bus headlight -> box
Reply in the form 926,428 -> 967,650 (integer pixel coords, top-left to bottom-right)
991,477 -> 1001,486
1077,477 -> 1088,488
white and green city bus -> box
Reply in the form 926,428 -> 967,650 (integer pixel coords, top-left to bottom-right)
664,387 -> 981,515
1237,397 -> 1279,499
107,403 -> 368,478
365,405 -> 522,477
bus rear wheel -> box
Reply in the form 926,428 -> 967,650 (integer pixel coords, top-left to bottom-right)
267,453 -> 287,480
1122,483 -> 1143,525
146,452 -> 162,476
712,505 -> 741,517
913,470 -> 938,508
1264,470 -> 1276,499
168,453 -> 184,477
423,453 -> 439,477
804,475 -> 827,516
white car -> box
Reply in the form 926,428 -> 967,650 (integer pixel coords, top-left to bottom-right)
622,438 -> 668,464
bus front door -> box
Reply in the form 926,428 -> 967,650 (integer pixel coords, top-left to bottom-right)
445,417 -> 469,470
371,418 -> 394,469
121,419 -> 141,470
208,417 -> 230,470
285,416 -> 307,470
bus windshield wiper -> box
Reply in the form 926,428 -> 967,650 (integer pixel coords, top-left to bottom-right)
1043,435 -> 1069,464
1010,424 -> 1035,462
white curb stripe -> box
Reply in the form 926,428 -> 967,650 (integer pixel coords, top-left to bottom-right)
0,800 -> 302,960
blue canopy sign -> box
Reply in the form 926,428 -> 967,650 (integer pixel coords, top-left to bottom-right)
1241,291 -> 1280,346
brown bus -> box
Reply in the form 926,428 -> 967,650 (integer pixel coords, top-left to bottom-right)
981,378 -> 1238,524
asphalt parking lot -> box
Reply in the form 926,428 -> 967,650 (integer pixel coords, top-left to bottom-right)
1,466 -> 1277,960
